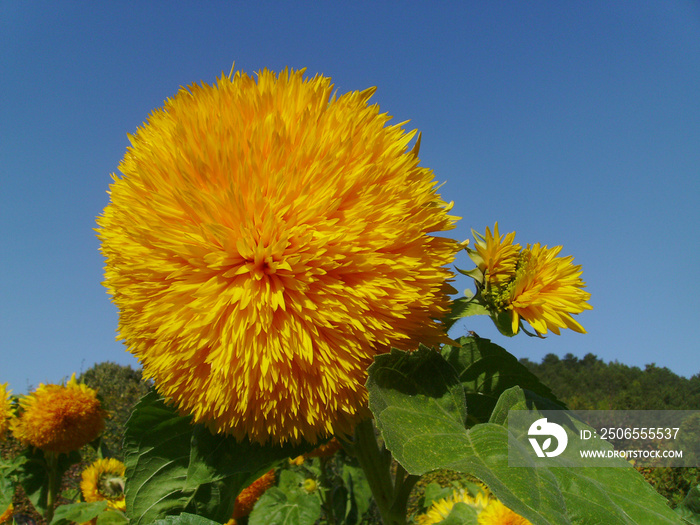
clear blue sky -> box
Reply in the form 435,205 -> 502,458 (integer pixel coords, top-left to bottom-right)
2,2 -> 699,394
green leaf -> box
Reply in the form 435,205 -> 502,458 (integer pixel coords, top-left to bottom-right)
682,484 -> 700,514
489,309 -> 518,337
340,462 -> 372,523
186,422 -> 310,492
151,513 -> 221,525
367,348 -> 684,525
248,478 -> 322,525
277,469 -> 305,493
123,391 -> 195,524
436,501 -> 479,525
248,469 -> 322,524
60,487 -> 80,504
0,452 -> 27,476
369,346 -> 467,450
0,475 -> 13,515
442,335 -> 565,425
675,507 -> 700,525
421,482 -> 455,508
676,485 -> 700,524
15,448 -> 81,517
331,484 -> 351,524
97,509 -> 129,525
456,265 -> 484,285
124,391 -> 315,524
443,296 -> 489,332
49,501 -> 108,525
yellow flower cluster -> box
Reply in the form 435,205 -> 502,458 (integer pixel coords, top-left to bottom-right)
0,383 -> 12,441
417,488 -> 532,525
11,374 -> 106,454
80,458 -> 126,511
97,67 -> 461,444
469,223 -> 592,335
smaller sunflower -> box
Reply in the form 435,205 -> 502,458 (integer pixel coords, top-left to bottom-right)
80,458 -> 126,511
416,489 -> 490,524
0,383 -> 13,441
478,499 -> 532,525
231,469 -> 276,519
12,374 -> 107,454
507,243 -> 592,335
468,224 -> 591,336
303,478 -> 317,493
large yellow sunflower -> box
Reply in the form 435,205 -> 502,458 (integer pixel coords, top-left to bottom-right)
97,68 -> 461,444
468,224 -> 591,336
80,458 -> 126,511
12,374 -> 106,454
0,383 -> 12,441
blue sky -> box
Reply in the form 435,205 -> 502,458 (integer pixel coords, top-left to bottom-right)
2,2 -> 699,394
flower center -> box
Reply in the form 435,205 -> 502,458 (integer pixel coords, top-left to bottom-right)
483,251 -> 530,311
98,474 -> 125,500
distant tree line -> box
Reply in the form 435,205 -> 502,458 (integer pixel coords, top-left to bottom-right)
520,352 -> 700,507
520,352 -> 700,411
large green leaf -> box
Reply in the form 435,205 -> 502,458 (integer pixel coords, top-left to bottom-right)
123,391 -> 315,524
369,346 -> 467,447
49,501 -> 108,525
442,335 -> 565,425
367,347 -> 684,525
123,391 -> 195,524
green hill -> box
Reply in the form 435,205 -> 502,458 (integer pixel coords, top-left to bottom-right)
520,352 -> 700,507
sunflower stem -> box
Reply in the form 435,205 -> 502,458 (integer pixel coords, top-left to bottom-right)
319,456 -> 336,525
353,419 -> 407,525
391,463 -> 419,520
45,451 -> 59,523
